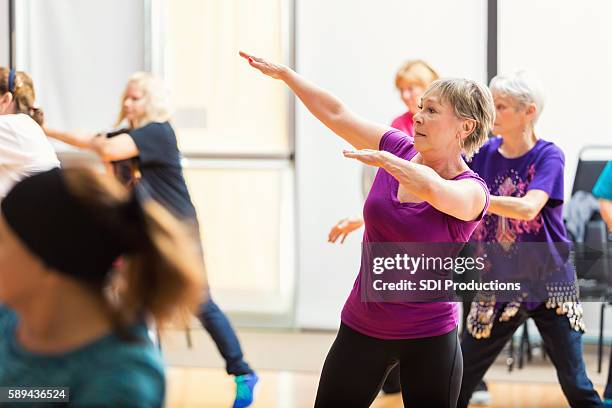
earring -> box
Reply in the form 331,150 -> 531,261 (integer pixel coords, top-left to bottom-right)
458,136 -> 464,150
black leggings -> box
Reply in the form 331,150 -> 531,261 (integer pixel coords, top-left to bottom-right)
314,323 -> 462,408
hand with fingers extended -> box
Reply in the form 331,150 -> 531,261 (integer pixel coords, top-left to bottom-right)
328,216 -> 364,244
343,149 -> 394,168
239,51 -> 289,80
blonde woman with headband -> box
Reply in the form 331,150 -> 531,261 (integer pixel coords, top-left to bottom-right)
45,72 -> 259,408
0,67 -> 59,200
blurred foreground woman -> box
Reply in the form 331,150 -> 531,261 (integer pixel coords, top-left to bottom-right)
0,167 -> 204,407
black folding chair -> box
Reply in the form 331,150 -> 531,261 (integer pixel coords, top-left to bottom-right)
568,146 -> 612,372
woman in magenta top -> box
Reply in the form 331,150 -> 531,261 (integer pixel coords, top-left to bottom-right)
241,51 -> 494,407
326,59 -> 441,396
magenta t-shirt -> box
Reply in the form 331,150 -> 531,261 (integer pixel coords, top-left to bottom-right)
391,111 -> 415,137
341,130 -> 490,339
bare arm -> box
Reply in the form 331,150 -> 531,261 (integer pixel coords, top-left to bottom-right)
600,199 -> 612,231
240,51 -> 388,150
344,149 -> 487,221
90,134 -> 139,162
488,190 -> 549,221
44,127 -> 97,149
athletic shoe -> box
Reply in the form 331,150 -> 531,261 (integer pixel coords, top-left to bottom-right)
469,390 -> 492,406
233,373 -> 259,408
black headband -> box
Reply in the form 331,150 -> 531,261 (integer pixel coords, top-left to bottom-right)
1,168 -> 147,285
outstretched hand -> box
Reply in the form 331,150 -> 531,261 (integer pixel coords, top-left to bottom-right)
239,51 -> 288,80
343,149 -> 392,168
328,216 -> 364,244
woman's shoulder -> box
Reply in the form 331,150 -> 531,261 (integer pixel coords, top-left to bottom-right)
453,169 -> 489,195
0,114 -> 42,134
92,328 -> 164,372
472,136 -> 502,158
133,121 -> 174,135
379,128 -> 415,156
534,139 -> 564,159
390,111 -> 413,126
130,121 -> 177,145
73,339 -> 165,407
455,168 -> 486,182
77,330 -> 165,401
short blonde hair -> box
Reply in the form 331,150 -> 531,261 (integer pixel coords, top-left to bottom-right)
395,60 -> 440,89
115,72 -> 172,129
423,78 -> 495,160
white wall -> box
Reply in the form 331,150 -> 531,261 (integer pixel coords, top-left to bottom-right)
295,0 -> 488,329
498,0 -> 612,339
0,0 -> 8,66
498,0 -> 612,198
22,0 -> 145,132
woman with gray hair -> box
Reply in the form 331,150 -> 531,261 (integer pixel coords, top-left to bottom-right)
457,71 -> 602,407
241,51 -> 493,407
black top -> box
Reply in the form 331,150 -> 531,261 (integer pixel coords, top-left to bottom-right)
126,122 -> 197,220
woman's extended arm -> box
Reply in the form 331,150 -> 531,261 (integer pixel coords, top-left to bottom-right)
44,127 -> 97,149
487,191 -> 549,221
45,127 -> 139,162
240,51 -> 388,150
344,149 -> 487,221
90,134 -> 139,162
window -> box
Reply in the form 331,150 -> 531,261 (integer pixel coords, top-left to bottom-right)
153,0 -> 295,323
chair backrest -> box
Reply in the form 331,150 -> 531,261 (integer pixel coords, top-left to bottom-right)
571,146 -> 612,195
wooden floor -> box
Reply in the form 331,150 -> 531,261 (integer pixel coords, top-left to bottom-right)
162,327 -> 608,407
166,366 -> 604,408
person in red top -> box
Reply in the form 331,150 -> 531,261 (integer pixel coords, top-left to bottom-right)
391,60 -> 440,136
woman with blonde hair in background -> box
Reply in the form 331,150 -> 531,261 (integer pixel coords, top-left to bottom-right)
0,167 -> 204,406
45,72 -> 259,408
0,67 -> 59,200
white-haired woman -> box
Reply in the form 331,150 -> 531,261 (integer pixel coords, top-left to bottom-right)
457,71 -> 602,408
45,72 -> 259,408
240,51 -> 493,407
